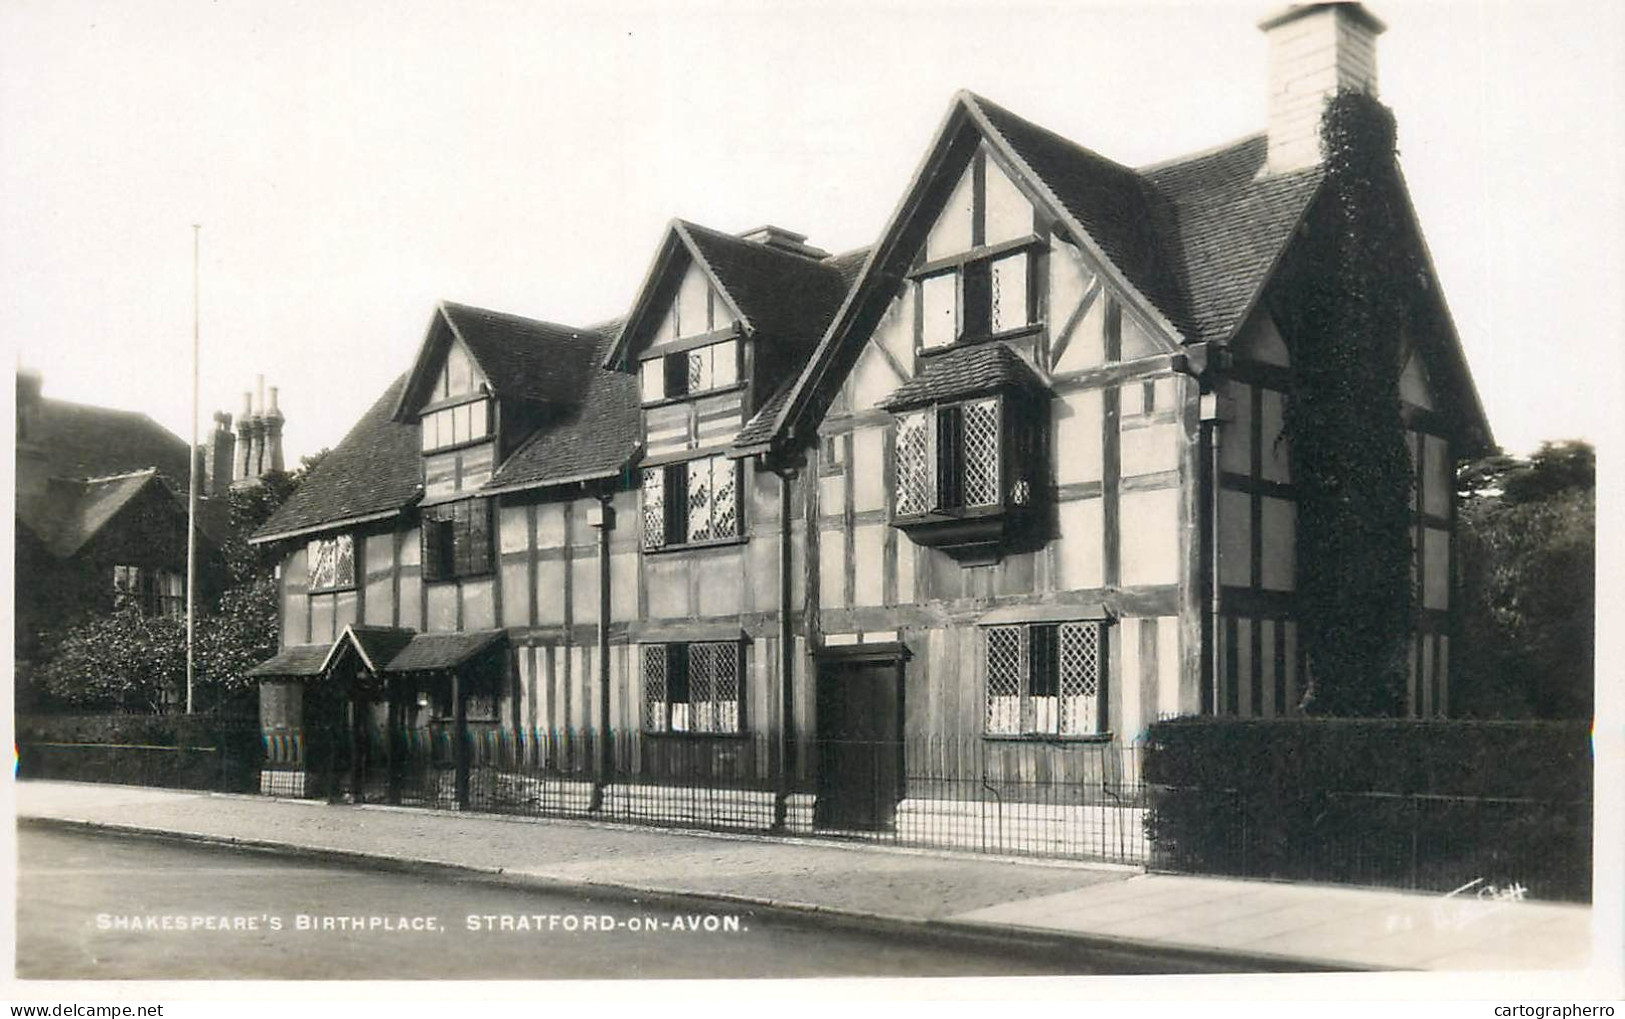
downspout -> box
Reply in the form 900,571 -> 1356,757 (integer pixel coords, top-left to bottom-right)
590,493 -> 615,812
773,462 -> 797,830
1181,343 -> 1224,716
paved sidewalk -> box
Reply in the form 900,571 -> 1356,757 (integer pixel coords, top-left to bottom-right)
15,780 -> 1594,972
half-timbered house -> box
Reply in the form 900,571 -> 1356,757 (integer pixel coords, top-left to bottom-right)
248,2 -> 1491,853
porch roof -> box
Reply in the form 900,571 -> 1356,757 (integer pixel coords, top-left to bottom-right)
324,624 -> 419,674
383,629 -> 507,673
245,644 -> 331,678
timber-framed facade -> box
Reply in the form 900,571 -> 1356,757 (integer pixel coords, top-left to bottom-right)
247,3 -> 1492,852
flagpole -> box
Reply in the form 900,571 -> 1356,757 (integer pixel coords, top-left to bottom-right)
187,224 -> 200,715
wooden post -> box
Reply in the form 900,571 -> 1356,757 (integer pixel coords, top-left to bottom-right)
774,465 -> 797,830
452,669 -> 470,810
384,676 -> 401,806
590,495 -> 614,812
348,688 -> 364,805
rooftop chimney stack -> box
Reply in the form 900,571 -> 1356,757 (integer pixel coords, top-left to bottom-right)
200,411 -> 236,497
264,385 -> 285,473
1260,3 -> 1386,175
234,391 -> 255,483
737,225 -> 830,260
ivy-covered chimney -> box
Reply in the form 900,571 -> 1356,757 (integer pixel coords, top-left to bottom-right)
1260,3 -> 1386,174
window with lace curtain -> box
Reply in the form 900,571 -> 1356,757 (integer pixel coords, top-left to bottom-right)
983,621 -> 1105,737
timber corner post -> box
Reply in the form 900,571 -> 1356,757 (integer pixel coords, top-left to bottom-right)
589,494 -> 615,813
772,462 -> 798,831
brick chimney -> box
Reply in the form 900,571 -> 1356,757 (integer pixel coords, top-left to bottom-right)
737,225 -> 829,260
1260,3 -> 1386,175
263,385 -> 285,473
200,411 -> 235,497
234,390 -> 255,484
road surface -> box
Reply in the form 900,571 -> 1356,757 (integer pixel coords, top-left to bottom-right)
18,825 -> 1166,980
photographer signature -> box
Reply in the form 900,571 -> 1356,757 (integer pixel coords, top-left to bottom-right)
1384,878 -> 1528,933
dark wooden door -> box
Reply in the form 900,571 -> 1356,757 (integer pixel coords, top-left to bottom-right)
815,657 -> 903,831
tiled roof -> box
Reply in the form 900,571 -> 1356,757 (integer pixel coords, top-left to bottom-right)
1140,133 -> 1324,345
254,374 -> 422,542
23,396 -> 193,487
878,344 -> 1047,411
488,320 -> 642,490
439,302 -> 605,407
336,625 -> 419,673
19,470 -> 162,558
246,643 -> 330,678
385,629 -> 507,672
970,93 -> 1195,339
682,223 -> 857,386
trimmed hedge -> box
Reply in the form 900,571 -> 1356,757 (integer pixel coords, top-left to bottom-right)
1143,718 -> 1592,902
16,713 -> 263,793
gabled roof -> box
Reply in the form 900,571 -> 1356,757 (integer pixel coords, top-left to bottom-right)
393,301 -> 605,420
603,220 -> 856,373
254,373 -> 423,544
253,315 -> 638,542
22,396 -> 193,487
18,469 -> 168,558
322,624 -> 419,674
737,93 -> 1331,457
486,320 -> 642,491
878,344 -> 1048,412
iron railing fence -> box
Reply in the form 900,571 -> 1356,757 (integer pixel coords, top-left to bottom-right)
1146,785 -> 1592,903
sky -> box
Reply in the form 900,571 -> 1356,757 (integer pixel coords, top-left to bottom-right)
2,0 -> 1621,464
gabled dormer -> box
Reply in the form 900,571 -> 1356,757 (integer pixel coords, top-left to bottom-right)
607,220 -> 853,552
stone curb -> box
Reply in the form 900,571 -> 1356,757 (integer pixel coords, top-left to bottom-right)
20,814 -> 1374,974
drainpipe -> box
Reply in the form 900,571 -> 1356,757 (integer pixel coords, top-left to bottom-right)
773,463 -> 797,830
590,494 -> 615,812
1179,343 -> 1224,717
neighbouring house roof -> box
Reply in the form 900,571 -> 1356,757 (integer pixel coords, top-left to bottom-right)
879,344 -> 1048,412
20,396 -> 194,487
253,374 -> 423,544
16,468 -> 226,560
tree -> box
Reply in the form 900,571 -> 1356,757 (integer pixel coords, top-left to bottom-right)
35,607 -> 188,713
1454,440 -> 1595,719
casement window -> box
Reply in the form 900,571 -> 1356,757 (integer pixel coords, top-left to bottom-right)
419,398 -> 491,453
641,453 -> 740,550
112,565 -> 184,617
642,642 -> 743,734
306,534 -> 356,592
919,250 -> 1035,350
421,498 -> 493,581
984,622 -> 1105,737
894,396 -> 1038,517
639,339 -> 739,404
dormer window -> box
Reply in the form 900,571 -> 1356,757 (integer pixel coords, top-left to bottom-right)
919,250 -> 1035,350
639,339 -> 739,404
419,398 -> 491,453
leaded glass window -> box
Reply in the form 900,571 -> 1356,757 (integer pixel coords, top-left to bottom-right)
642,455 -> 739,551
643,642 -> 743,734
983,621 -> 1105,736
308,534 -> 356,592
